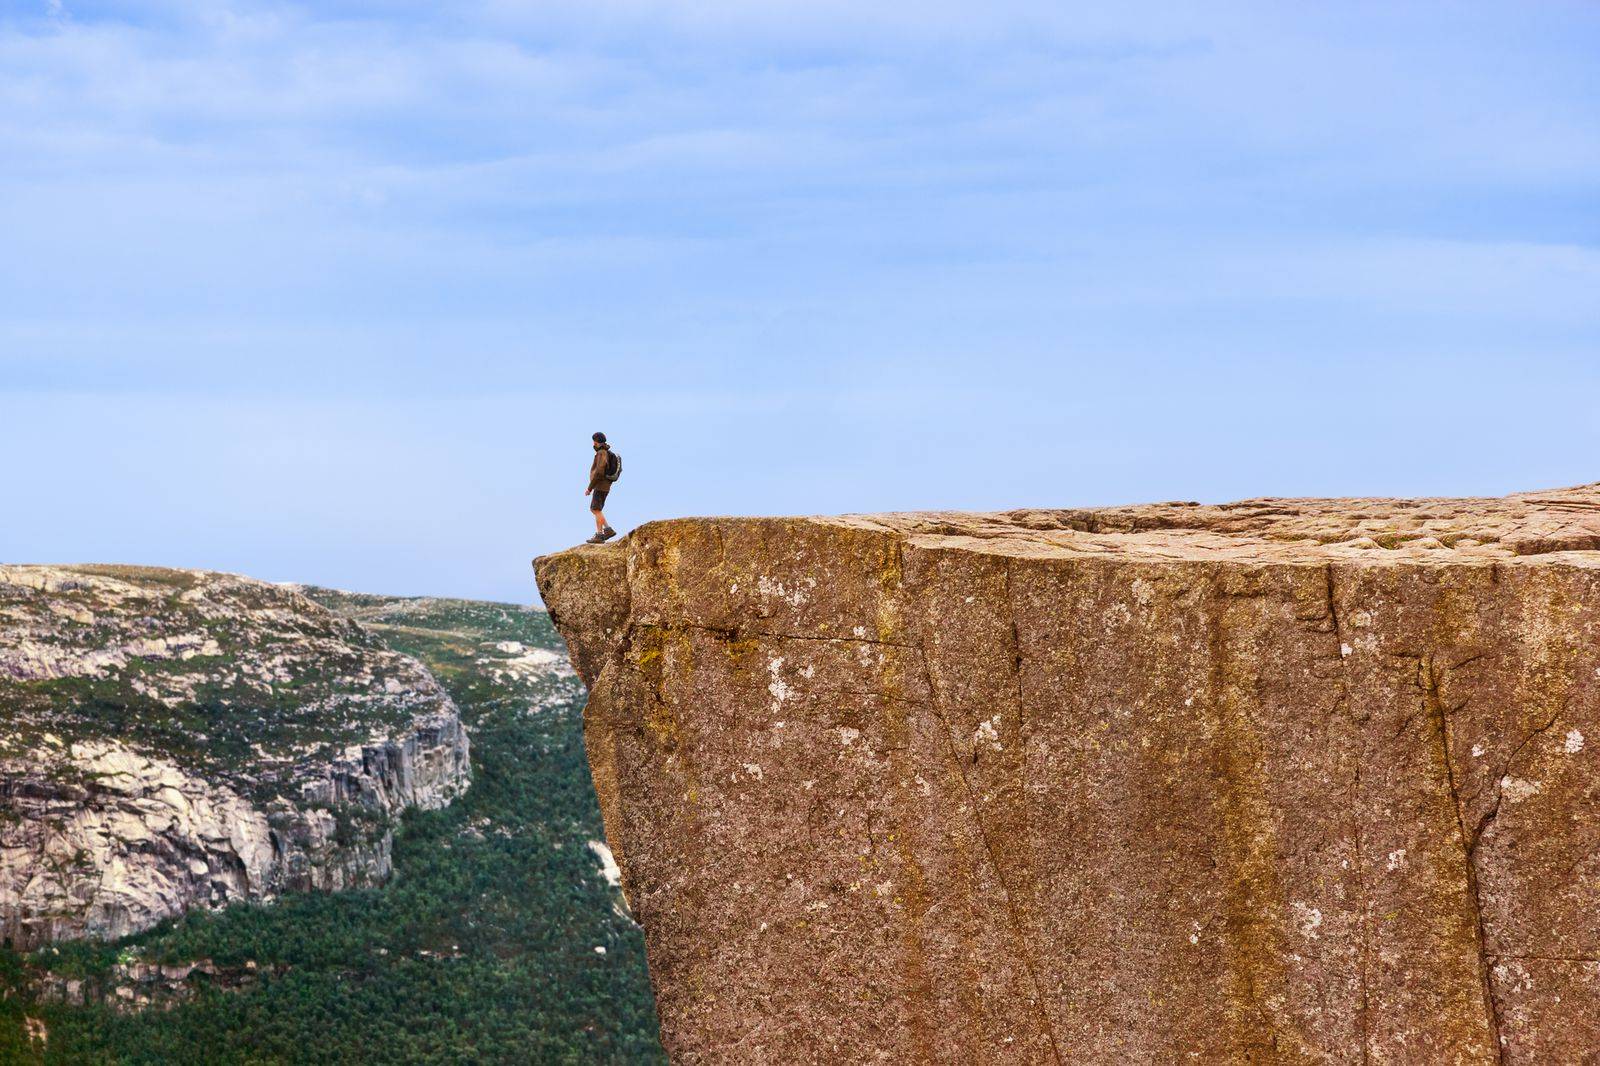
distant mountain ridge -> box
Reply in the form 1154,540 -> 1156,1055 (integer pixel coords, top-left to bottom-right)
0,564 -> 471,950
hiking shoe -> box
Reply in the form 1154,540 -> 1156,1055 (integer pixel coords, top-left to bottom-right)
599,526 -> 617,542
585,532 -> 608,544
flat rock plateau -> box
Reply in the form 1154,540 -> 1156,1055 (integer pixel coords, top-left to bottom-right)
1,565 -> 470,950
536,484 -> 1600,1064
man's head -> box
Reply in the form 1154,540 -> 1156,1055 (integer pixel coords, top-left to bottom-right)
592,431 -> 607,448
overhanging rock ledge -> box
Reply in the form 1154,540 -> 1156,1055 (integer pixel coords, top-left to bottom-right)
536,485 -> 1600,1064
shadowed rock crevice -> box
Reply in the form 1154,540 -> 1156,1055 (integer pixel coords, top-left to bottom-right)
916,641 -> 1064,1066
1323,563 -> 1372,1065
1420,655 -> 1506,1063
536,485 -> 1600,1064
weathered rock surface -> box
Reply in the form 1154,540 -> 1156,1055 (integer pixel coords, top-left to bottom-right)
30,953 -> 283,1012
536,485 -> 1600,1064
1,565 -> 470,949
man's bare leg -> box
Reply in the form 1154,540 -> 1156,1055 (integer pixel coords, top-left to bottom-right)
594,509 -> 607,532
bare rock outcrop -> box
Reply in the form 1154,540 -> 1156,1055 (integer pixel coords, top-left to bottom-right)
1,565 -> 470,949
536,485 -> 1600,1064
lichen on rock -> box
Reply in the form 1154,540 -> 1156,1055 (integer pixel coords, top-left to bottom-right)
537,485 -> 1600,1064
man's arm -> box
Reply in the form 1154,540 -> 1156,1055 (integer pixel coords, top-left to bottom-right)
586,451 -> 606,492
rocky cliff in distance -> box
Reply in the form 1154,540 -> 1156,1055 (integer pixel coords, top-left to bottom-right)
536,486 -> 1600,1064
1,565 -> 470,950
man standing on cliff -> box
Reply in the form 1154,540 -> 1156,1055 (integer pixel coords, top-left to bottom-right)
585,432 -> 619,544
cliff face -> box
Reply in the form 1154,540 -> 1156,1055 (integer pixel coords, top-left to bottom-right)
1,565 -> 470,949
536,487 -> 1600,1064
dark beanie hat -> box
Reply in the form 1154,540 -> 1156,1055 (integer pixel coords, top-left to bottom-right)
592,431 -> 607,444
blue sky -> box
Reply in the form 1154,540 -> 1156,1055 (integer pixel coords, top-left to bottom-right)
2,1 -> 1597,601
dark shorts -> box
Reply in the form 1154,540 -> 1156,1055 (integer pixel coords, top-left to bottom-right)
589,488 -> 609,512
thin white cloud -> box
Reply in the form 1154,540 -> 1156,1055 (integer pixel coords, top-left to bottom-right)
0,0 -> 1595,374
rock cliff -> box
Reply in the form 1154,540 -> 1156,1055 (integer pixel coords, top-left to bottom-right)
536,486 -> 1600,1064
1,565 -> 470,949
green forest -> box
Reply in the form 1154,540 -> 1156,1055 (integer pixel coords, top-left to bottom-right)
0,594 -> 664,1065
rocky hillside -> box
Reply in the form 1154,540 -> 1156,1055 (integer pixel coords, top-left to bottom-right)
536,485 -> 1600,1064
1,565 -> 470,950
1,588 -> 661,1063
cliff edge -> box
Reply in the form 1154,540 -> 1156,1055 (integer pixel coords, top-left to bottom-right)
536,486 -> 1600,1064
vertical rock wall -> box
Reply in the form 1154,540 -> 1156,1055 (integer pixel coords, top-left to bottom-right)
537,488 -> 1600,1063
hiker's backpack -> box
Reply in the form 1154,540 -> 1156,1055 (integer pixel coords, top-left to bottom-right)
605,450 -> 622,482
